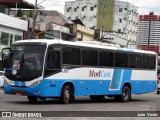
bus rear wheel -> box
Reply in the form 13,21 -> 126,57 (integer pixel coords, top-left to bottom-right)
60,85 -> 75,104
114,86 -> 131,102
27,96 -> 38,103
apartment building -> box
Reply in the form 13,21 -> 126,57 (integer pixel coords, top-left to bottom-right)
65,0 -> 138,48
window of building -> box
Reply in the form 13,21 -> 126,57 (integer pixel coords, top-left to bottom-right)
99,51 -> 113,67
119,8 -> 123,12
63,47 -> 80,65
0,4 -> 9,15
14,35 -> 22,42
1,32 -> 9,45
115,52 -> 128,67
141,55 -> 149,69
82,7 -> 85,11
118,29 -> 121,33
119,18 -> 122,23
82,49 -> 98,66
67,8 -> 70,12
90,7 -> 94,11
74,8 -> 77,12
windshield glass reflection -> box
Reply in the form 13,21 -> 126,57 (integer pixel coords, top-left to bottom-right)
5,45 -> 46,81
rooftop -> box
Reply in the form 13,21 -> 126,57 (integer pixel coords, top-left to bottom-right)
0,0 -> 35,9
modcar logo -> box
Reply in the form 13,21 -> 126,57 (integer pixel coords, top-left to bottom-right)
89,70 -> 111,78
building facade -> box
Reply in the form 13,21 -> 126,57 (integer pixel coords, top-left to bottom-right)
138,12 -> 160,53
0,0 -> 35,52
0,10 -> 28,51
65,0 -> 138,48
65,0 -> 97,28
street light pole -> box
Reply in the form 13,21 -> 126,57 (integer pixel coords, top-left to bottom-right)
32,0 -> 38,38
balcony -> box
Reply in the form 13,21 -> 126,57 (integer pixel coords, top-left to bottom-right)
0,12 -> 28,31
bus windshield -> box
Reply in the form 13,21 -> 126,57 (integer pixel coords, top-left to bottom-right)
5,45 -> 46,81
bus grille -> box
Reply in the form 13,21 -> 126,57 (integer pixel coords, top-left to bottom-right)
10,89 -> 29,96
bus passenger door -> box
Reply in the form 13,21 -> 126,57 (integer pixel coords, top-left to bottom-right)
44,48 -> 61,78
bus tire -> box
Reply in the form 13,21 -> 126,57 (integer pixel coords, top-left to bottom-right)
27,96 -> 38,103
114,86 -> 131,102
60,85 -> 74,104
90,95 -> 105,101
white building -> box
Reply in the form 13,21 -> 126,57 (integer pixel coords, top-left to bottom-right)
0,0 -> 35,52
65,0 -> 138,48
0,12 -> 28,51
65,0 -> 97,28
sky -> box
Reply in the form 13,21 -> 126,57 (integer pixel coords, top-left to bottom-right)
25,0 -> 160,15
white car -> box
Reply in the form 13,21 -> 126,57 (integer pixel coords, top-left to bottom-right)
0,71 -> 4,87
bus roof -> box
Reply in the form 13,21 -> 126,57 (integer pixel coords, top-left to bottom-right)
14,39 -> 156,55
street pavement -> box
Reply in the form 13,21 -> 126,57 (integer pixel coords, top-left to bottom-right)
0,88 -> 160,120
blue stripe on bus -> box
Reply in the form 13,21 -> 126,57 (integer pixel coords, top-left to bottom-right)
110,69 -> 132,90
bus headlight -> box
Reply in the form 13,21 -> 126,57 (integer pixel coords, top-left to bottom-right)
4,80 -> 10,86
31,80 -> 42,87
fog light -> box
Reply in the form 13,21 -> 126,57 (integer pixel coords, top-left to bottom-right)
4,80 -> 10,86
34,91 -> 40,95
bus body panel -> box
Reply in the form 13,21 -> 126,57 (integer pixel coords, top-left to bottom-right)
3,68 -> 156,97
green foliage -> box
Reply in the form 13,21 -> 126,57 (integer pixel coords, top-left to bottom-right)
17,9 -> 23,17
29,10 -> 34,18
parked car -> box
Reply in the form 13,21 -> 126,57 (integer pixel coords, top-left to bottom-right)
157,75 -> 160,94
0,71 -> 4,87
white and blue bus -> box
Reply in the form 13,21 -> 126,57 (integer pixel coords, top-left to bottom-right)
2,39 -> 157,104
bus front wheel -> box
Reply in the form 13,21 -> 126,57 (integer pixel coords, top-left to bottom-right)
114,86 -> 131,102
60,85 -> 75,104
27,96 -> 38,103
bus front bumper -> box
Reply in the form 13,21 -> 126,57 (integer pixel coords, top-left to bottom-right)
3,80 -> 61,97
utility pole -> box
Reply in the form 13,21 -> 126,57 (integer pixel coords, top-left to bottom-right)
32,0 -> 38,38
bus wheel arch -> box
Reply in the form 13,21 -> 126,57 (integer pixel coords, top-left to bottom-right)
123,82 -> 132,92
122,83 -> 131,102
60,82 -> 75,104
114,82 -> 131,102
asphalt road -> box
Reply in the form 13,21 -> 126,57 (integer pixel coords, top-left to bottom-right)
0,88 -> 160,120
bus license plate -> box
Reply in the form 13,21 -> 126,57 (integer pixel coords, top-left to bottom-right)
16,92 -> 22,96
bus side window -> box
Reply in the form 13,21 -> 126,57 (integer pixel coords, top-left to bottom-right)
47,49 -> 60,69
149,55 -> 156,69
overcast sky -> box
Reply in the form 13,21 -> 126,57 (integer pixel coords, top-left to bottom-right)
25,0 -> 160,15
